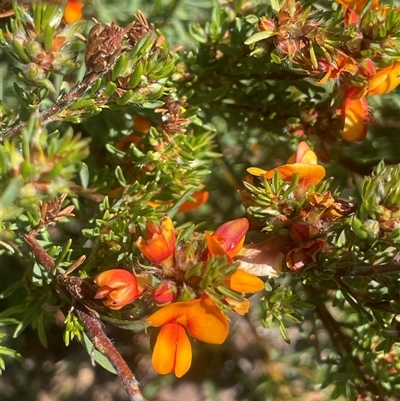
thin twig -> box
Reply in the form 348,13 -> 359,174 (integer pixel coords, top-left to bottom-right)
74,305 -> 145,401
332,261 -> 400,277
1,74 -> 98,141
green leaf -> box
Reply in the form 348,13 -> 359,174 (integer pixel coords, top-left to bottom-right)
244,30 -> 276,45
0,178 -> 23,207
278,320 -> 290,344
115,165 -> 126,186
79,162 -> 89,188
100,315 -> 150,332
13,296 -> 48,338
70,98 -> 95,110
270,0 -> 280,12
0,280 -> 24,300
104,81 -> 117,97
81,332 -> 117,375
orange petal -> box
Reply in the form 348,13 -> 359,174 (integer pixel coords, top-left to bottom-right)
147,296 -> 229,344
317,68 -> 332,84
178,191 -> 209,212
159,216 -> 176,250
64,0 -> 83,23
342,94 -> 368,141
115,135 -> 142,152
205,231 -> 232,262
137,217 -> 176,264
137,235 -> 174,264
147,200 -> 173,209
94,269 -> 140,310
174,325 -> 192,377
94,269 -> 137,288
265,164 -> 326,188
184,296 -> 229,344
334,0 -> 377,14
229,269 -> 264,293
152,323 -> 192,377
369,63 -> 400,96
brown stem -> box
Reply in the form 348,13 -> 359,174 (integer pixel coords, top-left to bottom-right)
22,233 -> 55,271
74,304 -> 145,401
332,261 -> 400,277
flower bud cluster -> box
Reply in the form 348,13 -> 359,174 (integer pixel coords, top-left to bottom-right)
0,3 -> 85,92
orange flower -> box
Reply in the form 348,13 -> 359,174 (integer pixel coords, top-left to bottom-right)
205,218 -> 249,261
148,190 -> 209,212
64,0 -> 84,24
334,0 -> 379,14
94,269 -> 141,310
205,218 -> 264,294
136,216 -> 176,266
147,295 -> 229,377
247,141 -> 326,189
341,63 -> 400,141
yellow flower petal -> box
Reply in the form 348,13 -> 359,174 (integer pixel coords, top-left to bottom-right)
229,269 -> 264,293
247,167 -> 268,176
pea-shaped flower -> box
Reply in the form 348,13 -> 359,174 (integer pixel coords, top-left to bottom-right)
147,295 -> 229,378
248,141 -> 326,189
94,269 -> 141,310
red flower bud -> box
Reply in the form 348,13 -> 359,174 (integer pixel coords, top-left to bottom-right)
153,281 -> 177,305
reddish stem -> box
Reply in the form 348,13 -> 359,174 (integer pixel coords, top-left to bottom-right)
74,304 -> 144,401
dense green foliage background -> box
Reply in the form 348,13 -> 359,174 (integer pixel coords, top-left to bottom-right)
0,1 -> 399,400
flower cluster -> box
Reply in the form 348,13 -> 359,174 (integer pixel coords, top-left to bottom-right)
244,141 -> 355,272
247,0 -> 400,143
94,216 -> 266,377
330,0 -> 400,141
